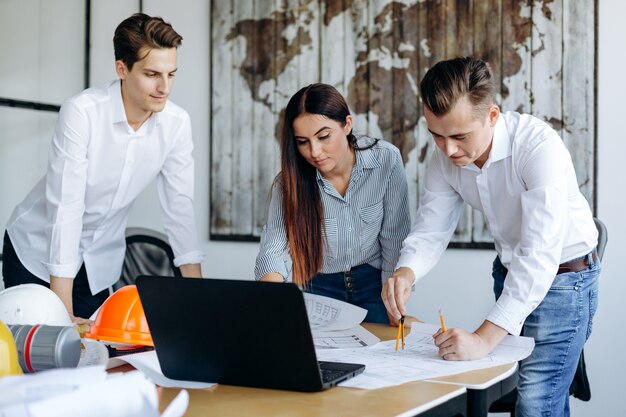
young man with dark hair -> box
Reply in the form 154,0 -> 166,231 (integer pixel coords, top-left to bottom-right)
383,56 -> 599,416
3,13 -> 204,323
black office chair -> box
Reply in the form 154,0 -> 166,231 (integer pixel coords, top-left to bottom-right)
489,217 -> 607,415
113,227 -> 182,291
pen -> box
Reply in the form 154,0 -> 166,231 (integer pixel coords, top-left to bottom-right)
439,308 -> 447,332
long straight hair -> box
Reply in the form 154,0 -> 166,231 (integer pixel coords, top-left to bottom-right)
279,83 -> 357,286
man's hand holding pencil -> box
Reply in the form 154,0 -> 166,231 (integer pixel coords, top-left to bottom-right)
381,267 -> 415,324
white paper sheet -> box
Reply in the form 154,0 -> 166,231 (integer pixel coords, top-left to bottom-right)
78,338 -> 109,367
313,324 -> 380,348
315,322 -> 534,389
303,292 -> 367,331
107,350 -> 215,389
0,366 -> 188,417
0,366 -> 108,408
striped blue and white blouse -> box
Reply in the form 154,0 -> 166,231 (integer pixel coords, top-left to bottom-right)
255,138 -> 410,283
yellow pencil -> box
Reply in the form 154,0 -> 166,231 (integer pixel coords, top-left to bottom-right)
439,308 -> 447,332
395,320 -> 401,351
395,315 -> 406,351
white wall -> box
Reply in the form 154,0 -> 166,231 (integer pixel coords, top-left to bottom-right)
1,1 -> 624,415
576,1 -> 626,415
0,0 -> 86,228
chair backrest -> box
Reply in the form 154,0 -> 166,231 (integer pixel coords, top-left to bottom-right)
593,217 -> 607,261
114,227 -> 181,290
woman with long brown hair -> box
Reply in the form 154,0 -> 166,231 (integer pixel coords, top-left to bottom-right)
255,83 -> 410,324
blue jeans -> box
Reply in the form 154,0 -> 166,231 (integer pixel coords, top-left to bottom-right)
305,263 -> 389,324
492,252 -> 600,417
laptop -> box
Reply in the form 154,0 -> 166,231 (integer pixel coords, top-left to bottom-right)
135,276 -> 365,392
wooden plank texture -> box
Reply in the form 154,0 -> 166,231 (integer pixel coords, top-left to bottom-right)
211,0 -> 234,236
210,0 -> 597,243
562,0 -> 595,210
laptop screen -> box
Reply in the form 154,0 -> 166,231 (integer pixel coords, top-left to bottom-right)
136,276 -> 364,391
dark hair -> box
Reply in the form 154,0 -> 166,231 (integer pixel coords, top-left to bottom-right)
113,13 -> 182,70
419,57 -> 496,119
279,83 -> 358,286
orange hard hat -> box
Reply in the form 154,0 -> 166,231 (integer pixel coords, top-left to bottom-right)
85,285 -> 153,346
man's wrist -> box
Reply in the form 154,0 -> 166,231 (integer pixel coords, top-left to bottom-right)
475,320 -> 508,351
395,267 -> 416,285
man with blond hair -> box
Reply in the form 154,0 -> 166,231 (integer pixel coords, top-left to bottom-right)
383,56 -> 599,416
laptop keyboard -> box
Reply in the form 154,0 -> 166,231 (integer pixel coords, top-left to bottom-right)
321,369 -> 349,383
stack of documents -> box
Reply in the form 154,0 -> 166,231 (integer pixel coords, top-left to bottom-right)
304,293 -> 380,349
316,322 -> 535,390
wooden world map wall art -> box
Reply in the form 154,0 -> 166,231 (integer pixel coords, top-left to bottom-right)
210,0 -> 596,246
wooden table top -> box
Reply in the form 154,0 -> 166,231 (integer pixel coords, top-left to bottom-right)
160,379 -> 466,417
157,320 -> 522,416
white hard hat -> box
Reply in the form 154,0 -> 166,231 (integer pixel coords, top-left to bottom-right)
0,284 -> 72,326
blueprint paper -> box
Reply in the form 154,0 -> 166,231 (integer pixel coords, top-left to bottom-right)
315,322 -> 534,389
313,324 -> 380,349
303,292 -> 367,331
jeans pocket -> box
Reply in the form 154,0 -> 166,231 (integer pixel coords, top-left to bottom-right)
587,287 -> 599,340
550,270 -> 582,290
526,276 -> 582,343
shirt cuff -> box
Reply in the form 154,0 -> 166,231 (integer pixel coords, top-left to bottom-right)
173,250 -> 205,267
396,253 -> 416,272
485,293 -> 530,336
43,261 -> 82,279
395,253 -> 425,284
254,255 -> 290,282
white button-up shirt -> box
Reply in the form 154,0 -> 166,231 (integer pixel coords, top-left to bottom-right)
6,80 -> 204,294
397,111 -> 597,335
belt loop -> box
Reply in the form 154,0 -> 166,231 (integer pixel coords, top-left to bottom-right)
589,249 -> 597,265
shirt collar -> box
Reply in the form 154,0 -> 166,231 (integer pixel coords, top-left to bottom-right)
109,80 -> 127,125
315,139 -> 381,185
486,115 -> 511,165
357,140 -> 382,170
464,114 -> 510,171
108,79 -> 162,129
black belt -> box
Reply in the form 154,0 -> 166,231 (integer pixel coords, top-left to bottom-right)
557,251 -> 597,275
